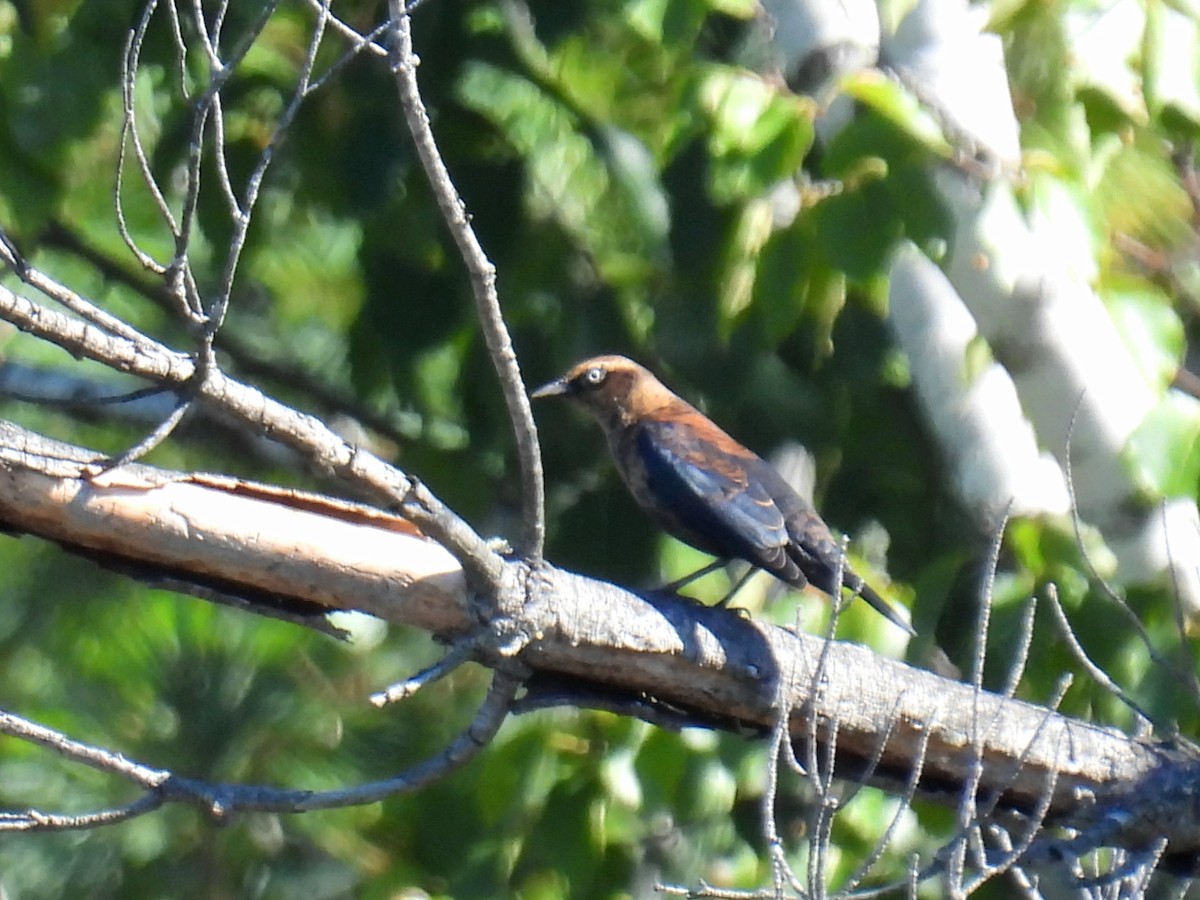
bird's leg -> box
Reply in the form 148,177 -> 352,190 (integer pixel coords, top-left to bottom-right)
660,558 -> 727,593
715,566 -> 759,608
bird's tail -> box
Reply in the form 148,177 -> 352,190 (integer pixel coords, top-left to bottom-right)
849,578 -> 915,636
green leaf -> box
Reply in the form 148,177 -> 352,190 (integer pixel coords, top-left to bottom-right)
808,181 -> 902,284
456,60 -> 662,287
698,66 -> 816,204
624,0 -> 713,47
841,70 -> 953,158
1102,282 -> 1185,391
750,219 -> 847,352
1126,392 -> 1200,498
1064,1 -> 1147,121
1092,137 -> 1194,251
1146,0 -> 1200,128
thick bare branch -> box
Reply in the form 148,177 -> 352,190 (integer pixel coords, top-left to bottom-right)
1,420 -> 1198,865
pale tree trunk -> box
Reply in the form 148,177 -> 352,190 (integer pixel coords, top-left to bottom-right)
758,0 -> 1200,619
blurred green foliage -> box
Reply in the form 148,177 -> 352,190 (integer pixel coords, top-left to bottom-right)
1,0 -> 1199,896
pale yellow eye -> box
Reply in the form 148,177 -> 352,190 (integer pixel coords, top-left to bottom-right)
583,367 -> 606,386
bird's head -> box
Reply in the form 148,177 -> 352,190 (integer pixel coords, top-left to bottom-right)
531,355 -> 674,430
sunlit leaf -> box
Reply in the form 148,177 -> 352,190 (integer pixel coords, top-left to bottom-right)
1103,282 -> 1186,391
841,70 -> 953,157
1126,392 -> 1200,498
698,66 -> 816,204
1146,1 -> 1200,129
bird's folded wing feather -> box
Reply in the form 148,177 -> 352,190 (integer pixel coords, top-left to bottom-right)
635,420 -> 790,560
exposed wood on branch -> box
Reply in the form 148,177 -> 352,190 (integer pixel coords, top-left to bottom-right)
2,420 -> 1197,866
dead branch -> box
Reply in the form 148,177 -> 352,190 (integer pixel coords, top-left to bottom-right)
0,273 -> 503,591
1,669 -> 519,828
386,3 -> 545,558
1,420 -> 1198,868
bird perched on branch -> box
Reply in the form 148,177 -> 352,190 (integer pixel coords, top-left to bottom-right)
532,355 -> 913,635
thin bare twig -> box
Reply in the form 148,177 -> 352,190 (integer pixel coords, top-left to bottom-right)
1159,498 -> 1200,713
959,754 -> 1062,894
0,708 -> 173,791
180,1 -> 279,321
89,397 -> 191,474
1063,398 -> 1200,708
301,0 -> 387,61
207,0 -> 319,336
765,713 -> 806,898
0,795 -> 167,832
112,0 -> 279,463
386,2 -> 545,559
839,720 -> 937,898
0,222 -> 28,277
303,12 -> 390,95
371,642 -> 476,707
36,221 -> 413,448
118,0 -> 178,279
971,504 -> 1009,690
1046,585 -> 1158,733
837,702 -> 922,894
6,249 -> 159,348
0,669 -> 519,830
1001,597 -> 1037,699
947,508 -> 1009,893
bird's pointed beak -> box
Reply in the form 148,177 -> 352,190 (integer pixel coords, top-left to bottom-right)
530,377 -> 569,400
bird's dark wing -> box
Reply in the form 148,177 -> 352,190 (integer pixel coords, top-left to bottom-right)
630,418 -> 796,573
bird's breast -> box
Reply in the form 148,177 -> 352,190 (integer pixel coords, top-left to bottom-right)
610,425 -> 653,500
